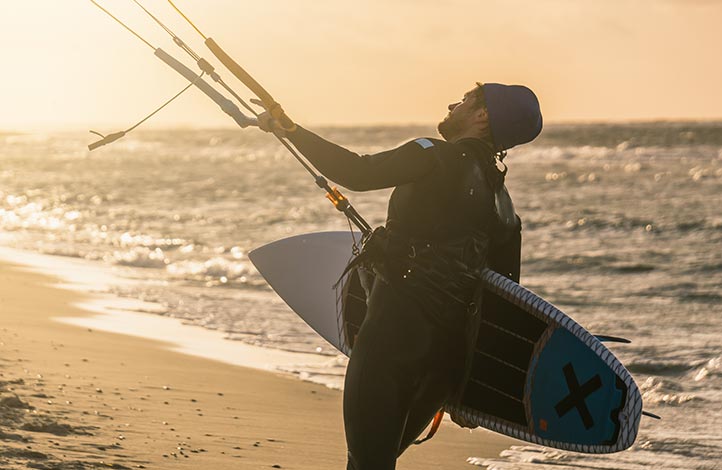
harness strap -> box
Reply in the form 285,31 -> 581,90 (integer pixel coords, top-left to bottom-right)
413,409 -> 445,445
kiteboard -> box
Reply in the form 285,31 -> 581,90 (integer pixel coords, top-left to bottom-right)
249,231 -> 643,453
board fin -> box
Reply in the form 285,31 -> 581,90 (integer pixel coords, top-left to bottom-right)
595,335 -> 632,344
642,411 -> 661,420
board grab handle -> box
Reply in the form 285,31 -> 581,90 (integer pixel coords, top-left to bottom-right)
205,38 -> 296,131
153,48 -> 256,129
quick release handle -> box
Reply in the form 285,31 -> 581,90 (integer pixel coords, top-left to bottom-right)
326,186 -> 349,211
325,186 -> 372,236
205,38 -> 296,132
88,131 -> 126,151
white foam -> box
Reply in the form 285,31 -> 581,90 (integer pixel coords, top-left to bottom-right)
0,245 -> 130,292
58,305 -> 330,375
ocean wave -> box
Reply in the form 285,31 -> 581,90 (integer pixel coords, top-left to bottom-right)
675,220 -> 713,232
627,359 -> 698,376
678,293 -> 722,303
639,377 -> 697,406
693,356 -> 721,382
609,263 -> 657,274
109,247 -> 169,269
0,201 -> 78,232
522,213 -> 722,236
536,122 -> 722,148
166,257 -> 261,286
516,145 -> 615,161
635,437 -> 722,460
633,283 -> 722,304
469,445 -> 571,469
684,262 -> 722,274
280,364 -> 346,390
114,232 -> 186,249
525,253 -> 641,273
688,165 -> 722,182
478,439 -> 722,470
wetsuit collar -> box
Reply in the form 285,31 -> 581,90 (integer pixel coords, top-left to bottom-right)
456,137 -> 496,158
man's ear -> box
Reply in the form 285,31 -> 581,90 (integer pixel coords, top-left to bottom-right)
473,107 -> 491,134
473,107 -> 490,129
475,107 -> 489,120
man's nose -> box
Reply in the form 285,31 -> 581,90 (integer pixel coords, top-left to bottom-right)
448,102 -> 459,111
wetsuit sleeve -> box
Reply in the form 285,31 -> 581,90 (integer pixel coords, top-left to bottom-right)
287,126 -> 438,191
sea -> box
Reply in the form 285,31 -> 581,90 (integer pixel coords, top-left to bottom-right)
1,122 -> 721,469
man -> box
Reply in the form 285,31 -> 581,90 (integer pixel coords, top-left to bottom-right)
258,82 -> 542,470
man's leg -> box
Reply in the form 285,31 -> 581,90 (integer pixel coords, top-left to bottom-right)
343,280 -> 466,468
396,331 -> 465,455
343,281 -> 413,470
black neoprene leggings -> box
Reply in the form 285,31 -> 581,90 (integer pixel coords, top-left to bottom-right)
343,278 -> 466,470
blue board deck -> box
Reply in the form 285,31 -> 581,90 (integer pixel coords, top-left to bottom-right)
446,270 -> 642,453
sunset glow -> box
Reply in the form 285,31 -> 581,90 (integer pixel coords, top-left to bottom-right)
1,0 -> 721,130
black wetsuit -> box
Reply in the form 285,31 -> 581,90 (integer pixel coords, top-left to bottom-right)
288,127 -> 515,470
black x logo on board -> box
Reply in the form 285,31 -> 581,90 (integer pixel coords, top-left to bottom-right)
554,363 -> 603,430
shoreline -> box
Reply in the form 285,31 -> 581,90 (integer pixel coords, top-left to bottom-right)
0,245 -> 342,388
0,252 -> 514,468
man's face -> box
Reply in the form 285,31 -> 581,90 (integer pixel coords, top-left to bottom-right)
437,87 -> 488,141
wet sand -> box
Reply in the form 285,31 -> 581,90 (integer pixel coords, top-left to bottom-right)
0,260 -> 514,469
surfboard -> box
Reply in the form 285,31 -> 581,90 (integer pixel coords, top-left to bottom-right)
249,231 -> 643,454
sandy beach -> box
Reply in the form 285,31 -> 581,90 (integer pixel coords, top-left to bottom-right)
0,259 -> 514,469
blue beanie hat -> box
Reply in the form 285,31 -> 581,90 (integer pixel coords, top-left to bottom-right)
481,83 -> 543,151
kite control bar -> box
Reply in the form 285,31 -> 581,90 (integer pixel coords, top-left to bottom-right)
167,0 -> 371,234
154,48 -> 255,129
89,0 -> 372,235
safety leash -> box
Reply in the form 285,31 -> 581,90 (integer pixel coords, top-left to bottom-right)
414,409 -> 445,445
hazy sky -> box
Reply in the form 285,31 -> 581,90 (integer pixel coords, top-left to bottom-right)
1,0 -> 721,131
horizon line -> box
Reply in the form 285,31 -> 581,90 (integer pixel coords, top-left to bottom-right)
3,117 -> 722,134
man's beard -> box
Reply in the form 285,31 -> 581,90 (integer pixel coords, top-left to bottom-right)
437,112 -> 464,141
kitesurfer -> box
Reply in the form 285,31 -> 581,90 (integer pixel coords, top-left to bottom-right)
258,82 -> 542,470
